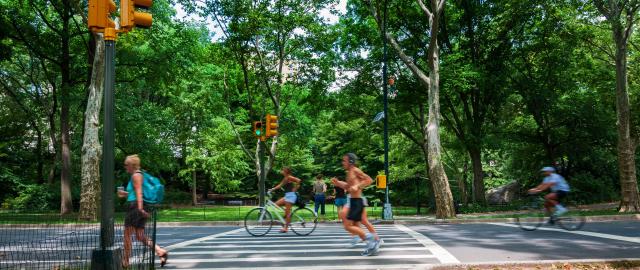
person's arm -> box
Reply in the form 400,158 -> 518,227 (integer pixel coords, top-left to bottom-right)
269,179 -> 286,192
117,185 -> 128,198
132,173 -> 149,217
323,183 -> 327,193
353,168 -> 373,190
331,177 -> 348,189
529,182 -> 554,193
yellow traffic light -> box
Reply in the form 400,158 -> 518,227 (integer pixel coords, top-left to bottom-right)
121,0 -> 153,31
265,114 -> 278,138
376,175 -> 387,189
253,121 -> 263,139
88,0 -> 116,32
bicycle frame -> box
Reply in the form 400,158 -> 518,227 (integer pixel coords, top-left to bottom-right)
258,194 -> 306,225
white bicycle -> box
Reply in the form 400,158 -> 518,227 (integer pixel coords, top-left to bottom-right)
244,191 -> 318,236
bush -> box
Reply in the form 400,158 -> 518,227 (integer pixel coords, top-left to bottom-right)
567,172 -> 618,204
163,190 -> 192,204
3,184 -> 55,211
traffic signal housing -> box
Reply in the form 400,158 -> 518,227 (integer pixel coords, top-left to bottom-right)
265,114 -> 278,138
253,121 -> 263,139
88,0 -> 116,31
120,0 -> 153,31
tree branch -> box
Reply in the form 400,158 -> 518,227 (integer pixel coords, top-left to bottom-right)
416,0 -> 433,19
366,0 -> 431,88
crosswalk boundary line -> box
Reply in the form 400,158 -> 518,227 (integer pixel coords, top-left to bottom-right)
488,222 -> 640,244
395,224 -> 460,264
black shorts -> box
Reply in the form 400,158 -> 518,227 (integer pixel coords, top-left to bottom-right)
124,203 -> 148,229
347,198 -> 365,222
554,190 -> 568,201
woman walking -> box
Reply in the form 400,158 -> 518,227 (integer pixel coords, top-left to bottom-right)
117,154 -> 168,268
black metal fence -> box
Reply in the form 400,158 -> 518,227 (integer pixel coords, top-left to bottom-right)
0,209 -> 157,270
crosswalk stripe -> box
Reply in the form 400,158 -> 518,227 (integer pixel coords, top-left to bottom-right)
169,247 -> 430,255
197,237 -> 414,244
214,234 -> 407,240
165,228 -> 246,251
164,254 -> 436,263
162,263 -> 436,270
161,225 -> 441,269
171,241 -> 422,249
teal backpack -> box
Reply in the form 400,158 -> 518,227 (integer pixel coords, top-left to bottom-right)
138,171 -> 165,204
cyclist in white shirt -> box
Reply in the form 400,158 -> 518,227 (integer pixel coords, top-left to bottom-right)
528,167 -> 570,219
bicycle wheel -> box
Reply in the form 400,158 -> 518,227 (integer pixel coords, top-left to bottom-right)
244,207 -> 273,236
556,205 -> 586,231
289,207 -> 317,236
514,205 -> 545,231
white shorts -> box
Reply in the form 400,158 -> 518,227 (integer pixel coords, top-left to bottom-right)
345,194 -> 367,208
284,192 -> 297,204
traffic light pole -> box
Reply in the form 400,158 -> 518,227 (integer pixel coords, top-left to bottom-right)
258,140 -> 266,207
381,0 -> 393,220
92,29 -> 121,270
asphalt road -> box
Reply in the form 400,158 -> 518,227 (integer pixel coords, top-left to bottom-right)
152,221 -> 640,269
1,221 -> 638,269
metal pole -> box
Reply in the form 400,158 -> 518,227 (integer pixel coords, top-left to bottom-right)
258,140 -> 266,207
92,30 -> 121,270
101,37 -> 116,252
382,0 -> 393,220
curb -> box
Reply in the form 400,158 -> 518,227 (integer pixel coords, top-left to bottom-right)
392,214 -> 640,225
153,214 -> 640,227
431,258 -> 640,270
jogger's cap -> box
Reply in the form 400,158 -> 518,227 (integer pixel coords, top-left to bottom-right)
540,166 -> 556,172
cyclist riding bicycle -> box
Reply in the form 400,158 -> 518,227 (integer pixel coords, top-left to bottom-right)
528,166 -> 570,221
268,167 -> 301,233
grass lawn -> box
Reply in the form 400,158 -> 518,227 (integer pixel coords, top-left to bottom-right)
0,204 -> 631,223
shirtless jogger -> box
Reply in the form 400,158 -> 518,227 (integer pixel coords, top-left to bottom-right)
331,153 -> 382,256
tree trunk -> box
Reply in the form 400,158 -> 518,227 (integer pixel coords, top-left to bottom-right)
427,46 -> 456,219
192,170 -> 197,206
59,0 -> 73,215
458,161 -> 469,205
469,147 -> 485,205
613,29 -> 640,212
34,123 -> 44,183
47,96 -> 58,185
79,33 -> 104,221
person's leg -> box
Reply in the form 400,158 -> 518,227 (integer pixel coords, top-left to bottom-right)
275,197 -> 285,206
314,195 -> 321,214
282,203 -> 293,232
344,220 -> 367,239
320,194 -> 326,216
340,206 -> 350,231
122,226 -> 134,267
545,193 -> 559,206
134,228 -> 168,265
360,210 -> 379,240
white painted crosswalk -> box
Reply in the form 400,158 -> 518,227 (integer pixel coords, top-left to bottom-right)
160,224 -> 458,270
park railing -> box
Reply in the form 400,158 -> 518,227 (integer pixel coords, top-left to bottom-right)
0,209 -> 157,270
